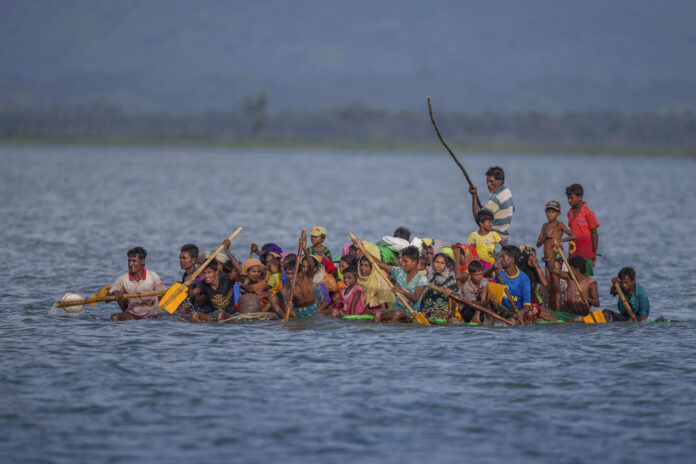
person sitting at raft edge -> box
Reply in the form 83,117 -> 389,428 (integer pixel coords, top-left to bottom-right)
110,247 -> 167,321
603,267 -> 650,322
492,245 -> 531,325
469,166 -> 514,241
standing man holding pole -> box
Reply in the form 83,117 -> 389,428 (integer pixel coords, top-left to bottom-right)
469,167 -> 515,241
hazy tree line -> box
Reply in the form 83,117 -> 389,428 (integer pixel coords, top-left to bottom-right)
1,98 -> 695,153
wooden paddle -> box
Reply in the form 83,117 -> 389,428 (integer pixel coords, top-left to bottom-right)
283,229 -> 306,322
494,269 -> 525,326
158,227 -> 243,314
427,96 -> 482,209
553,239 -> 604,323
57,290 -> 165,308
349,233 -> 430,326
88,285 -> 112,306
614,281 -> 638,321
428,284 -> 513,326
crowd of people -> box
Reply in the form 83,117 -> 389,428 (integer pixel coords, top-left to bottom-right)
107,166 -> 650,324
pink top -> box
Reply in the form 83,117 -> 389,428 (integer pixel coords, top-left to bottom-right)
341,284 -> 365,315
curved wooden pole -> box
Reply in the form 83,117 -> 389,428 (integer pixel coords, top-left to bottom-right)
284,229 -> 306,322
427,96 -> 482,209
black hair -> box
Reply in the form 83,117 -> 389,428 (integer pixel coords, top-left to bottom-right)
222,260 -> 235,274
283,258 -> 296,272
485,166 -> 505,183
468,260 -> 485,273
501,245 -> 522,263
432,252 -> 455,269
180,243 -> 199,259
349,244 -> 359,253
342,266 -> 358,278
618,266 -> 636,280
340,254 -> 357,267
401,245 -> 420,261
268,256 -> 281,269
127,247 -> 146,259
568,256 -> 587,274
359,256 -> 372,268
205,260 -> 219,271
393,226 -> 411,241
475,209 -> 495,226
565,183 -> 584,197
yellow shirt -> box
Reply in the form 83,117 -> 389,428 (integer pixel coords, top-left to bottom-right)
468,231 -> 502,263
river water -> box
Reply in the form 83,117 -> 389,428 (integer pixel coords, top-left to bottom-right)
0,145 -> 694,463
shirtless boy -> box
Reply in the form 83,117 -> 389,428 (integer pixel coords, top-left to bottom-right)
272,230 -> 328,319
549,255 -> 599,319
536,200 -> 576,310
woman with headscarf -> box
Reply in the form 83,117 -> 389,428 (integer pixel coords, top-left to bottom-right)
357,255 -> 395,314
422,253 -> 460,323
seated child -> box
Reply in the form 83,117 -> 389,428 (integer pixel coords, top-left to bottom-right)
459,260 -> 490,323
357,256 -> 395,314
549,254 -> 599,319
604,266 -> 650,321
422,253 -> 459,324
331,266 -> 364,317
265,257 -> 283,296
336,254 -> 357,292
536,200 -> 576,311
469,209 -> 506,269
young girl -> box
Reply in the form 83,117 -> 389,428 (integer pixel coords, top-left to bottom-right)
422,253 -> 459,324
469,209 -> 507,268
357,256 -> 395,314
333,267 -> 364,317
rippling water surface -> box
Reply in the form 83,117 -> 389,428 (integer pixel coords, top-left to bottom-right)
1,145 -> 694,463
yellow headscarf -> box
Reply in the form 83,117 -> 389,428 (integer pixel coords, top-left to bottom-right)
357,241 -> 395,309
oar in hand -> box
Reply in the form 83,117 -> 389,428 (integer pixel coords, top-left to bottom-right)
87,285 -> 112,306
493,269 -> 525,326
428,284 -> 513,326
283,228 -> 306,322
57,290 -> 166,314
613,281 -> 638,322
553,240 -> 605,324
349,233 -> 430,326
159,228 -> 243,314
427,96 -> 482,209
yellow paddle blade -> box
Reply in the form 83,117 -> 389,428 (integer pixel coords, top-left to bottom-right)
583,310 -> 607,324
89,285 -> 112,306
487,282 -> 506,306
414,312 -> 431,326
158,282 -> 189,314
593,309 -> 607,323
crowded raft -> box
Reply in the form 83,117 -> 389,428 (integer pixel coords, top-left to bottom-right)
57,166 -> 650,326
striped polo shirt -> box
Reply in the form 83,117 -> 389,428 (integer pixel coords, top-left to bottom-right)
484,185 -> 514,240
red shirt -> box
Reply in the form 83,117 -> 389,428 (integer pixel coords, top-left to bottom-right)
567,202 -> 599,259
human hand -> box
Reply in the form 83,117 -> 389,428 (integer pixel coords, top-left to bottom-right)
250,243 -> 259,254
493,262 -> 502,272
469,185 -> 478,196
222,238 -> 231,249
611,277 -> 620,286
299,230 -> 307,247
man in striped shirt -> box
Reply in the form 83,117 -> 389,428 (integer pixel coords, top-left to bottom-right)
469,166 -> 514,241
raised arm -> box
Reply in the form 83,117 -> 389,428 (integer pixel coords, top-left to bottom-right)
469,185 -> 481,219
300,231 -> 316,276
452,244 -> 469,282
351,237 -> 390,274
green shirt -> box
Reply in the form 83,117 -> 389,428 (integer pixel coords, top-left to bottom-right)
617,283 -> 650,319
308,246 -> 332,262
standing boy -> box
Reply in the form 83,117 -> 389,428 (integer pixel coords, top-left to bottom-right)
110,247 -> 167,321
604,267 -> 650,321
308,226 -> 333,262
536,200 -> 576,310
566,183 -> 599,276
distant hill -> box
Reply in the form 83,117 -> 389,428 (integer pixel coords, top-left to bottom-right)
2,0 -> 696,112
